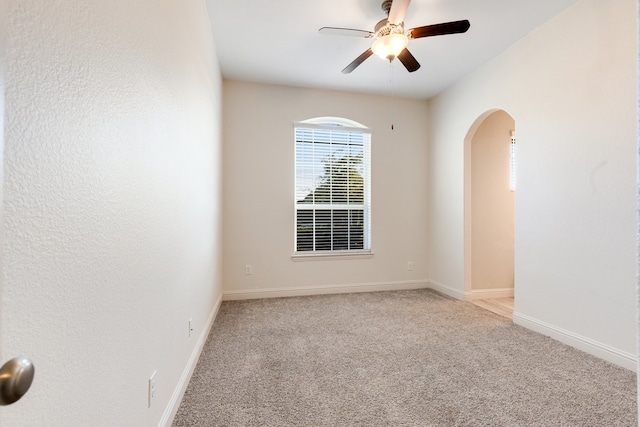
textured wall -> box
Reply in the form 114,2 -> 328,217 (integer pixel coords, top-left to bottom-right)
429,0 -> 636,364
2,0 -> 222,425
222,81 -> 429,296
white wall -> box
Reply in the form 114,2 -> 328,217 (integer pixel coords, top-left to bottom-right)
471,111 -> 515,291
2,0 -> 223,425
223,81 -> 429,298
428,0 -> 637,368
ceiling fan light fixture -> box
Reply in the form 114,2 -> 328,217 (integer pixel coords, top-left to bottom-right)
372,33 -> 408,60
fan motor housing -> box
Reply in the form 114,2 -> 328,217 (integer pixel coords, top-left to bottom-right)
374,19 -> 404,38
374,19 -> 388,33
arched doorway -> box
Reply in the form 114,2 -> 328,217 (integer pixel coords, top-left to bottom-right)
464,109 -> 515,318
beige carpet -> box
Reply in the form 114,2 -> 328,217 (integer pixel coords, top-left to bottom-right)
173,289 -> 637,426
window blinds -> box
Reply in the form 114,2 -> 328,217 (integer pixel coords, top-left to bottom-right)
294,123 -> 371,253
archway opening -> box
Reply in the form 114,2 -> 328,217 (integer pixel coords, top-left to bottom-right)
464,109 -> 516,318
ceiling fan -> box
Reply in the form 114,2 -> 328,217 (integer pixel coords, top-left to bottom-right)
319,0 -> 470,74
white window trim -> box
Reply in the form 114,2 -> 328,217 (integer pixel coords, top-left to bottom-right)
291,250 -> 374,261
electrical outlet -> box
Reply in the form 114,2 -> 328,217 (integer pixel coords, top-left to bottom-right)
245,264 -> 253,275
407,261 -> 414,271
188,317 -> 193,338
148,371 -> 157,408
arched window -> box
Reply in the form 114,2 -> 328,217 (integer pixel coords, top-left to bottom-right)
293,117 -> 371,254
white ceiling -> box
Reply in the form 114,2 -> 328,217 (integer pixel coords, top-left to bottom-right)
206,0 -> 577,99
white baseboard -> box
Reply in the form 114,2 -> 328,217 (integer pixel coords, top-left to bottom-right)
223,280 -> 430,300
513,311 -> 637,371
469,287 -> 514,300
427,280 -> 468,301
160,291 -> 223,427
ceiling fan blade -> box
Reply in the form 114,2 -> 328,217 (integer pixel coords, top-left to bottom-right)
388,0 -> 411,25
408,20 -> 470,39
342,49 -> 374,74
397,48 -> 420,72
319,27 -> 374,38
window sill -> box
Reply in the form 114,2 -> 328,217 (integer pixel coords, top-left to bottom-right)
291,251 -> 374,262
